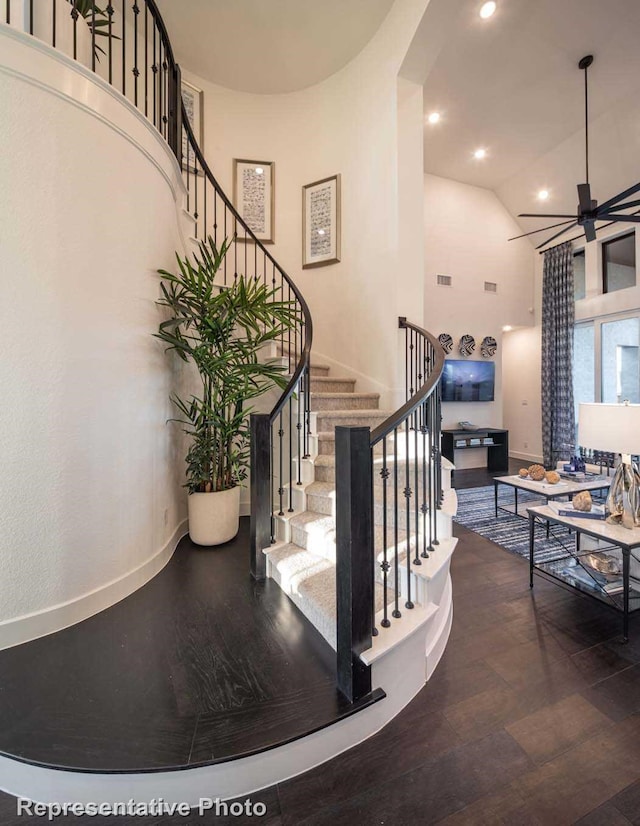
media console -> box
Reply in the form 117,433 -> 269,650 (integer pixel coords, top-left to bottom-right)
441,428 -> 509,473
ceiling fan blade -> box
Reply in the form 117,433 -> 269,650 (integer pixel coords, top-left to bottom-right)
596,214 -> 640,224
602,199 -> 640,212
508,220 -> 576,242
584,221 -> 597,242
518,213 -> 576,219
598,182 -> 640,213
577,183 -> 592,213
535,222 -> 579,251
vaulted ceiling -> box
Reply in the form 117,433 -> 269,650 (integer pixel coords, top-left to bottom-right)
410,0 -> 640,243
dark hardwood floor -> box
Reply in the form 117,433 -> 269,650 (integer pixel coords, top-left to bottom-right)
4,465 -> 640,824
451,456 -> 523,489
0,519 -> 375,773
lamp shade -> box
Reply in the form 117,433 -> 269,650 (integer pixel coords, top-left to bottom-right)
578,403 -> 640,455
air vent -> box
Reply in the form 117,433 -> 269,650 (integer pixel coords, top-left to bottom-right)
437,274 -> 452,287
484,281 -> 498,293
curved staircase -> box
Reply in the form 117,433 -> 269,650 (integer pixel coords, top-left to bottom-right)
264,355 -> 458,668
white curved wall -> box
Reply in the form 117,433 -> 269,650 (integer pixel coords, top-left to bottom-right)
0,24 -> 190,647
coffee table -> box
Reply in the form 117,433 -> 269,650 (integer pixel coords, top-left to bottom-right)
494,474 -> 611,537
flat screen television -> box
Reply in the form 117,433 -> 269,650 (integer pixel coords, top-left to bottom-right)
440,359 -> 495,402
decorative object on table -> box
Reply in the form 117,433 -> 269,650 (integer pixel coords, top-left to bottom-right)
155,236 -> 296,545
528,464 -> 546,482
438,333 -> 453,353
480,336 -> 497,358
554,502 -> 605,520
233,160 -> 275,244
302,174 -> 341,268
564,455 -> 587,474
579,402 -> 640,529
181,80 -> 204,173
519,468 -> 529,478
510,55 -> 640,250
573,490 -> 593,512
458,334 -> 475,357
545,470 -> 561,485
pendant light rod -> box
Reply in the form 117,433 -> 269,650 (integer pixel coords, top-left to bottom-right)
579,55 -> 594,185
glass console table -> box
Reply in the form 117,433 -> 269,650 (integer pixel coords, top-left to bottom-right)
527,505 -> 640,641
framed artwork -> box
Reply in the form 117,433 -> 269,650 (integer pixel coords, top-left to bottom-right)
302,174 -> 341,268
181,80 -> 204,173
233,159 -> 275,244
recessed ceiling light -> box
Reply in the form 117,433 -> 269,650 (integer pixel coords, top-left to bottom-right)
427,112 -> 441,125
480,1 -> 496,19
538,189 -> 550,201
317,229 -> 326,236
503,325 -> 512,332
474,148 -> 487,160
255,167 -> 264,175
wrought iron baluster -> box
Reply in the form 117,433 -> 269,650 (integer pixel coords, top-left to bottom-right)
121,0 -> 126,96
72,0 -> 78,60
277,413 -> 284,516
6,1 -> 10,26
28,0 -> 33,34
421,400 -> 429,558
413,417 -> 420,566
91,1 -> 95,71
194,155 -> 199,238
152,22 -> 156,127
53,0 -> 56,47
288,397 -> 294,513
270,422 -> 275,543
143,3 -> 147,115
132,1 -> 139,106
381,437 -> 390,627
392,427 -> 401,618
405,423 -> 413,608
297,372 -> 303,486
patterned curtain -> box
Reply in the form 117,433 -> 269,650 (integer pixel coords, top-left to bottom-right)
541,242 -> 575,468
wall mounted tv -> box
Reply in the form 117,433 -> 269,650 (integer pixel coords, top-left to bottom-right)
441,359 -> 495,402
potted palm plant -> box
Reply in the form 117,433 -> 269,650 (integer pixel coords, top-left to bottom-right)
156,237 -> 296,546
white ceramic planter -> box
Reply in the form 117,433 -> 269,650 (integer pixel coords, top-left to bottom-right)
188,486 -> 241,546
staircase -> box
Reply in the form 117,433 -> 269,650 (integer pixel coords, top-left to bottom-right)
263,354 -> 458,670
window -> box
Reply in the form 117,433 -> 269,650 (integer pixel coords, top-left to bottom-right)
573,249 -> 586,300
603,232 -> 636,294
601,317 -> 640,403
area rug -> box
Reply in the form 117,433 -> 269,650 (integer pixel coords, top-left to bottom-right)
454,484 -> 569,564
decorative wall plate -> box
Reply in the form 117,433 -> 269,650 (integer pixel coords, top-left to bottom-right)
481,336 -> 497,358
459,334 -> 475,357
438,333 -> 453,354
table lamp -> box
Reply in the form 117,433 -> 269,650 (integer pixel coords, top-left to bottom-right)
579,402 -> 640,529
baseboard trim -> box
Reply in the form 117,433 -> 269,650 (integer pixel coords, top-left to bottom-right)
509,451 -> 544,464
0,520 -> 188,651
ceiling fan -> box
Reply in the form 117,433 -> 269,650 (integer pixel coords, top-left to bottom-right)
510,55 -> 640,250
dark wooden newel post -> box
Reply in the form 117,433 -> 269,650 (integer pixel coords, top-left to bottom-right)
250,413 -> 271,581
335,426 -> 374,703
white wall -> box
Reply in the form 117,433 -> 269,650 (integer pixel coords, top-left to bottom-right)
0,27 -> 189,646
179,0 -> 432,407
423,174 -> 534,466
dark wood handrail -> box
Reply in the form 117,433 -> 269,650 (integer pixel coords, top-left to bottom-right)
370,317 -> 445,445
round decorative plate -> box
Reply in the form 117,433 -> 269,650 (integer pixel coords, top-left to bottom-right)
481,336 -> 497,358
459,334 -> 475,357
438,333 -> 453,354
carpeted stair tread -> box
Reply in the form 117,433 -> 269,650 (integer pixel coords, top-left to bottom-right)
267,543 -> 333,595
310,392 -> 380,412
